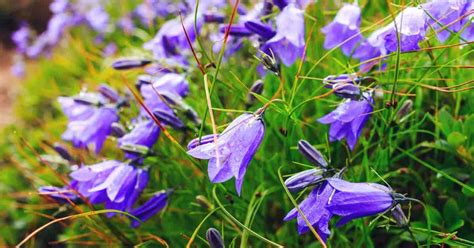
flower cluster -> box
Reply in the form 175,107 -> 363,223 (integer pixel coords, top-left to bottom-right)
284,140 -> 408,242
323,1 -> 474,72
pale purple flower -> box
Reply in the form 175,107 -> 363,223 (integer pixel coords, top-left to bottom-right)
50,0 -> 70,14
70,160 -> 149,217
318,92 -> 373,150
11,58 -> 25,77
61,106 -> 118,153
284,182 -> 333,242
118,15 -> 136,35
38,185 -> 78,203
422,0 -> 470,43
326,178 -> 395,226
322,3 -> 363,56
461,2 -> 473,41
263,3 -> 305,66
103,43 -> 117,56
118,119 -> 160,159
130,190 -> 169,227
187,113 -> 265,195
353,25 -> 392,72
12,23 -> 31,54
384,7 -> 427,54
85,6 -> 110,33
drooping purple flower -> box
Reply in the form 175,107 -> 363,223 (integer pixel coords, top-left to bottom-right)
263,3 -> 305,66
130,190 -> 169,228
206,228 -> 225,248
325,178 -> 395,226
421,0 -> 470,43
61,105 -> 118,153
318,92 -> 373,150
461,2 -> 474,41
118,119 -> 160,159
353,25 -> 392,72
70,160 -> 149,217
38,185 -> 78,203
384,7 -> 427,54
187,112 -> 265,195
284,182 -> 333,242
321,3 -> 363,56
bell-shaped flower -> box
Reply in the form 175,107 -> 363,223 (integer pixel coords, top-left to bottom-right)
383,7 -> 427,54
461,2 -> 473,42
263,3 -> 305,66
318,92 -> 373,150
187,113 -> 265,195
118,119 -> 161,159
129,190 -> 169,228
284,182 -> 334,242
325,178 -> 395,226
70,160 -> 149,217
421,0 -> 470,43
321,3 -> 363,56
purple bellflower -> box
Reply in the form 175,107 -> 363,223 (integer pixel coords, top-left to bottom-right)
318,92 -> 373,150
421,0 -> 470,43
384,7 -> 427,54
85,6 -> 110,33
129,190 -> 169,228
263,3 -> 305,66
284,182 -> 334,242
70,160 -> 149,217
325,178 -> 396,227
461,2 -> 473,42
284,168 -> 325,192
38,185 -> 78,203
118,119 -> 161,159
187,112 -> 265,195
12,23 -> 31,54
322,3 -> 363,56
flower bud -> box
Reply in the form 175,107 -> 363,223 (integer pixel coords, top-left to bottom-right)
245,20 -> 276,40
98,84 -> 120,102
187,134 -> 218,150
119,143 -> 149,156
284,168 -> 324,192
153,109 -> 185,129
259,50 -> 280,75
246,80 -> 264,106
219,24 -> 253,36
204,13 -> 225,23
53,142 -> 72,161
323,73 -> 359,88
72,95 -> 101,106
111,122 -> 127,137
112,59 -> 152,70
333,83 -> 361,100
396,100 -> 413,123
391,204 -> 408,227
373,86 -> 384,100
195,195 -> 213,210
297,140 -> 328,168
206,228 -> 224,248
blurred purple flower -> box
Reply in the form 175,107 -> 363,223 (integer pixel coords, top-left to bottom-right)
12,23 -> 31,54
187,113 -> 265,195
118,15 -> 136,35
38,185 -> 78,203
70,160 -> 149,217
384,7 -> 427,54
284,182 -> 333,242
130,190 -> 169,228
85,6 -> 110,33
11,58 -> 25,77
50,0 -> 70,14
118,119 -> 160,159
263,3 -> 305,66
326,178 -> 395,226
322,3 -> 363,56
318,92 -> 373,150
422,0 -> 470,43
461,2 -> 473,41
103,43 -> 117,56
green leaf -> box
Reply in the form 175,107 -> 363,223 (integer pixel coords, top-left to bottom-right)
425,205 -> 443,228
447,132 -> 467,147
443,199 -> 464,232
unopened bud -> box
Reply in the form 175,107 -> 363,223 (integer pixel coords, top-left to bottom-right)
204,12 -> 225,23
297,140 -> 328,168
284,168 -> 324,192
333,83 -> 361,100
259,50 -> 280,75
119,143 -> 149,156
391,204 -> 408,227
195,195 -> 213,210
206,228 -> 224,248
53,143 -> 72,161
112,59 -> 151,70
97,84 -> 120,102
246,80 -> 264,106
396,100 -> 413,122
187,134 -> 218,150
111,122 -> 127,137
153,109 -> 185,129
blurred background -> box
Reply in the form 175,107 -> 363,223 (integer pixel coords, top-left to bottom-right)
0,0 -> 51,127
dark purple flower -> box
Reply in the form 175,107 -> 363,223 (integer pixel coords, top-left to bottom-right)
53,142 -> 73,161
112,58 -> 152,70
130,190 -> 169,228
118,119 -> 160,159
204,12 -> 226,23
318,92 -> 373,150
297,140 -> 328,167
38,185 -> 78,203
326,178 -> 395,226
70,160 -> 149,217
284,168 -> 325,192
219,24 -> 254,37
422,0 -> 470,43
263,3 -> 305,66
284,182 -> 333,242
61,106 -> 118,153
206,228 -> 224,248
187,113 -> 265,195
321,3 -> 363,56
244,20 -> 276,40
